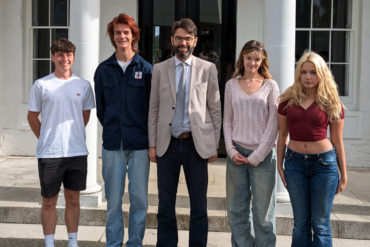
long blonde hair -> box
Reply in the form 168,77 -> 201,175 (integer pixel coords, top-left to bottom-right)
279,51 -> 343,121
233,40 -> 272,79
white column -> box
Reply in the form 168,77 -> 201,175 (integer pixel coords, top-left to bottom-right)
264,0 -> 296,202
70,0 -> 102,194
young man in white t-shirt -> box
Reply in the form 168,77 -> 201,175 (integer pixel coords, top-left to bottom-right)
27,38 -> 95,247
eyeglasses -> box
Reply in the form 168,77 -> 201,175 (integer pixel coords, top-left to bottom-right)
174,36 -> 194,43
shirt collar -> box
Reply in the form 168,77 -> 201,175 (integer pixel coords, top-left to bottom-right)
174,55 -> 192,67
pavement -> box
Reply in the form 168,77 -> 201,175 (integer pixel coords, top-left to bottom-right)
0,156 -> 370,246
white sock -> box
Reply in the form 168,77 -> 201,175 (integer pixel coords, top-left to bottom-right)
44,234 -> 55,247
68,232 -> 78,247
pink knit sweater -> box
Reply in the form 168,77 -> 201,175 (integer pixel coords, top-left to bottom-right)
223,78 -> 279,166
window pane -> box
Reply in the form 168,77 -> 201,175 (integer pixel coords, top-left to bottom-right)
153,26 -> 172,64
197,0 -> 222,73
51,0 -> 69,26
331,64 -> 348,96
312,0 -> 331,28
312,31 -> 329,61
153,0 -> 175,64
196,25 -> 221,66
52,29 -> 68,42
153,0 -> 175,26
200,0 -> 221,24
333,0 -> 352,28
331,31 -> 350,62
296,31 -> 309,61
296,0 -> 311,28
33,60 -> 50,81
32,0 -> 49,26
33,29 -> 50,58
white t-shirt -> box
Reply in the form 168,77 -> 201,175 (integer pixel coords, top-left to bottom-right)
28,73 -> 95,158
117,59 -> 132,73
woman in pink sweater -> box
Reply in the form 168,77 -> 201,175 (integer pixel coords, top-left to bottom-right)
223,40 -> 280,247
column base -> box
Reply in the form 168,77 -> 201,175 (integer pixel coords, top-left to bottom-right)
276,191 -> 290,203
82,182 -> 103,194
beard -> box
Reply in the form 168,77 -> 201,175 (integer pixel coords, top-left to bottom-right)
174,44 -> 195,58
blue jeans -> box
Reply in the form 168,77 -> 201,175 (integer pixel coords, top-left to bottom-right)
284,148 -> 339,247
226,143 -> 276,247
102,146 -> 150,247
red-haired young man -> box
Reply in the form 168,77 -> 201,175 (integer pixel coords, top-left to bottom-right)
94,13 -> 152,247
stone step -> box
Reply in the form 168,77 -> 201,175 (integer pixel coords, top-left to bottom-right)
1,203 -> 370,240
1,157 -> 370,241
2,185 -> 370,214
1,223 -> 370,247
0,223 -> 229,247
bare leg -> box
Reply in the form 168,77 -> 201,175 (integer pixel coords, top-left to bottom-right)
64,189 -> 80,233
41,195 -> 58,235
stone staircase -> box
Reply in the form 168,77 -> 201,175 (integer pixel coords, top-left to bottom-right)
0,157 -> 370,246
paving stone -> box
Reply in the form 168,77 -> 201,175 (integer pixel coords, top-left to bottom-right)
1,223 -> 370,247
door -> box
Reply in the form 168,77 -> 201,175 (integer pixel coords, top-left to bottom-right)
139,0 -> 237,157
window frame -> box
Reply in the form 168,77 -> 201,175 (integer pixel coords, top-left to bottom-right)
26,0 -> 70,99
295,0 -> 359,109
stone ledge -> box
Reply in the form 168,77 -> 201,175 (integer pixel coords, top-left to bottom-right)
1,205 -> 370,239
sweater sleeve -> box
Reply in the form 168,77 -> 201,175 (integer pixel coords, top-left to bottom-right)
223,80 -> 238,159
247,80 -> 280,166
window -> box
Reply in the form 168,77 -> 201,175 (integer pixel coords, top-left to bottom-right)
31,0 -> 70,82
295,0 -> 353,96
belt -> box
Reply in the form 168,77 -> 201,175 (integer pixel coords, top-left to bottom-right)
175,132 -> 192,139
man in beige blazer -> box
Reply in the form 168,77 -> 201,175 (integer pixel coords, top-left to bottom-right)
148,18 -> 221,247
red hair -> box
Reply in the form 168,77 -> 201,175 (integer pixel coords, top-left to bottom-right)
107,13 -> 140,51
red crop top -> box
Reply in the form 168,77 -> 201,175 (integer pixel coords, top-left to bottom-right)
278,101 -> 344,142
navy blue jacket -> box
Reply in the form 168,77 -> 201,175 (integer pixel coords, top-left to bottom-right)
94,53 -> 152,150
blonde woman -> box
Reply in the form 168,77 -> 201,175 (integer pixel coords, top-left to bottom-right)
277,51 -> 347,247
223,40 -> 279,247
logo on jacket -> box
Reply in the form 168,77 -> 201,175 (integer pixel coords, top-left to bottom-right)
134,71 -> 142,79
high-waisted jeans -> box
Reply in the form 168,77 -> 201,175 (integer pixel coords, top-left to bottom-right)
284,148 -> 339,247
226,143 -> 276,247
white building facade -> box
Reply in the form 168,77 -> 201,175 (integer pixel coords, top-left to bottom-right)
0,0 -> 369,169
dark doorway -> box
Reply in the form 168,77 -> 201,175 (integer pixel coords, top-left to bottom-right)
138,0 -> 237,157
